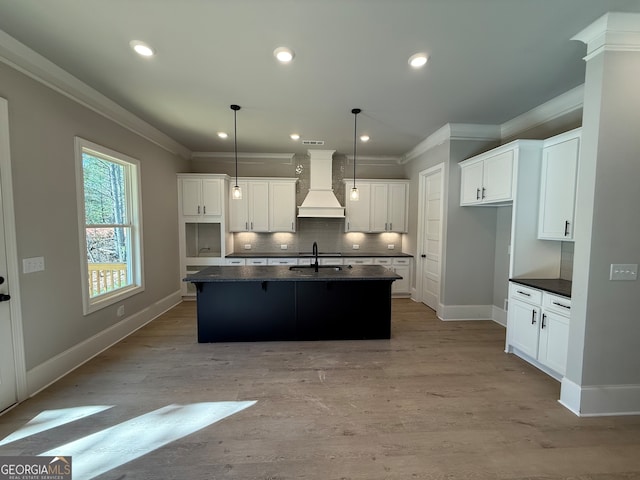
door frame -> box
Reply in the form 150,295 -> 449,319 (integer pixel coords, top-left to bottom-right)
415,163 -> 445,315
0,97 -> 27,408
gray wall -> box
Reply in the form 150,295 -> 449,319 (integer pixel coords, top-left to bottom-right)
568,50 -> 640,387
493,206 -> 512,308
0,62 -> 187,370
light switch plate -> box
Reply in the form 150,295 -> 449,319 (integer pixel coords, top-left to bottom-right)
23,256 -> 45,274
610,264 -> 638,281
387,244 -> 395,249
280,244 -> 288,250
352,244 -> 359,250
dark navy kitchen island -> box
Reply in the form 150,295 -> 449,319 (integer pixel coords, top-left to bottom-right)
184,265 -> 401,342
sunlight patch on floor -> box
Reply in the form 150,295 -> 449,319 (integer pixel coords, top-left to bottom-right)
39,401 -> 256,480
0,405 -> 113,447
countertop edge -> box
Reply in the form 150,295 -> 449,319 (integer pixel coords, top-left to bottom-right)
510,278 -> 572,298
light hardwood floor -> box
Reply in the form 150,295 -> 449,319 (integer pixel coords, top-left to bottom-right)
1,299 -> 640,479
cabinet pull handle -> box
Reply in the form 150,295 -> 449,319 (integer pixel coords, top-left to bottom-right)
203,205 -> 206,214
564,221 -> 570,236
198,205 -> 201,214
389,223 -> 393,230
251,222 -> 254,230
541,313 -> 546,329
517,290 -> 531,297
476,188 -> 480,200
245,222 -> 248,230
347,222 -> 350,231
482,187 -> 486,199
531,310 -> 537,325
552,301 -> 571,310
291,222 -> 294,231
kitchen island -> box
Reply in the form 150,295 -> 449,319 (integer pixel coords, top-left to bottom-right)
185,265 -> 401,342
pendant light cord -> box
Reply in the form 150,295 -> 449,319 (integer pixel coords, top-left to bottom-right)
231,104 -> 241,187
352,108 -> 361,190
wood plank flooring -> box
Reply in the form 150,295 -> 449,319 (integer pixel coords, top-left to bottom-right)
1,299 -> 640,479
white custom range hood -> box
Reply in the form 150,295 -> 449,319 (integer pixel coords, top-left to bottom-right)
298,149 -> 345,218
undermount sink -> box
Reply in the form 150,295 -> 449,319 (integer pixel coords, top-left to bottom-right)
289,265 -> 343,272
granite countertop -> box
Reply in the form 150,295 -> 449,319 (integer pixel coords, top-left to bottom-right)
185,265 -> 402,282
510,277 -> 572,298
226,251 -> 413,258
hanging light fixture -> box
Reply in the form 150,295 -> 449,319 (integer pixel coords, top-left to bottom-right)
350,108 -> 361,201
230,104 -> 242,200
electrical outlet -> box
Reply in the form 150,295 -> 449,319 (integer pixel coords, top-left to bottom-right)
352,244 -> 360,250
280,244 -> 288,250
610,264 -> 638,281
244,244 -> 252,250
23,256 -> 45,274
387,244 -> 395,250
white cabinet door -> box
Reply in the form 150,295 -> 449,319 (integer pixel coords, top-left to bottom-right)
181,178 -> 202,216
370,183 -> 389,232
248,181 -> 269,232
201,178 -> 222,217
270,181 -> 296,232
345,183 -> 371,232
392,265 -> 410,295
460,160 -> 484,205
537,310 -> 570,375
482,150 -> 514,203
508,298 -> 540,359
229,181 -> 249,231
538,136 -> 579,240
387,183 -> 408,232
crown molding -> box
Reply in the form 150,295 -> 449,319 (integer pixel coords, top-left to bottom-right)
0,29 -> 191,159
345,155 -> 404,166
500,84 -> 584,140
572,12 -> 640,61
191,152 -> 295,165
400,123 -> 501,164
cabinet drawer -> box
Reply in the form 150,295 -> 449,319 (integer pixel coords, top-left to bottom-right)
246,258 -> 268,265
319,258 -> 343,266
349,258 -> 374,265
393,258 -> 411,266
267,258 -> 298,266
509,283 -> 542,305
374,258 -> 393,266
225,258 -> 246,266
543,292 -> 571,316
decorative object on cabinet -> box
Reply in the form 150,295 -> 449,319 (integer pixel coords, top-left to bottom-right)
230,104 -> 242,200
506,281 -> 571,380
538,128 -> 581,241
350,108 -> 361,201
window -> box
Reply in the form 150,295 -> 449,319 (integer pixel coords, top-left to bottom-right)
75,138 -> 144,314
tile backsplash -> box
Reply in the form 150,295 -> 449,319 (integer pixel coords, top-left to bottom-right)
233,217 -> 403,254
560,241 -> 574,280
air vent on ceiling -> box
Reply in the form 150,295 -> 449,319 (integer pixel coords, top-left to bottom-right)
302,140 -> 325,145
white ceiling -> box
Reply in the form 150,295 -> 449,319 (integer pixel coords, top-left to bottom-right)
1,0 -> 639,159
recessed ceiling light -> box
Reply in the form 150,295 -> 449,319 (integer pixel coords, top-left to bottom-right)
290,133 -> 300,140
274,47 -> 295,63
130,40 -> 155,57
217,132 -> 228,139
408,52 -> 428,68
360,135 -> 370,142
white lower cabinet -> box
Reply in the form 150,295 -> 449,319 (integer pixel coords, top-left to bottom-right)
506,282 -> 570,378
375,257 -> 411,296
267,258 -> 298,266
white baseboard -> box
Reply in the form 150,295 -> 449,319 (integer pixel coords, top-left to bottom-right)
492,305 -> 507,327
560,377 -> 640,416
438,304 -> 493,321
26,290 -> 182,397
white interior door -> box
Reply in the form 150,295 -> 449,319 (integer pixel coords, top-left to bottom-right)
419,164 -> 444,312
0,98 -> 17,412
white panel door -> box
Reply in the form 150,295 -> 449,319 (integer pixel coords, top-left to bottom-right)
269,182 -> 296,232
344,182 -> 370,232
201,178 -> 222,217
460,161 -> 483,205
248,181 -> 269,232
538,310 -> 570,375
420,165 -> 443,311
508,299 -> 540,359
370,183 -> 389,232
482,150 -> 514,202
229,181 -> 249,231
387,183 -> 407,232
0,99 -> 16,412
181,178 -> 202,216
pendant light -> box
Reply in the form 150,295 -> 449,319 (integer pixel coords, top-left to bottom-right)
230,104 -> 242,200
350,108 -> 361,201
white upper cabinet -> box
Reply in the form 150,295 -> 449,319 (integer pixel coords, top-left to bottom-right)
179,176 -> 224,218
344,182 -> 371,232
269,181 -> 297,232
230,178 -> 297,232
460,147 -> 514,205
538,129 -> 581,241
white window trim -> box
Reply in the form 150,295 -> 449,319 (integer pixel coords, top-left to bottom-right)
74,137 -> 145,315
